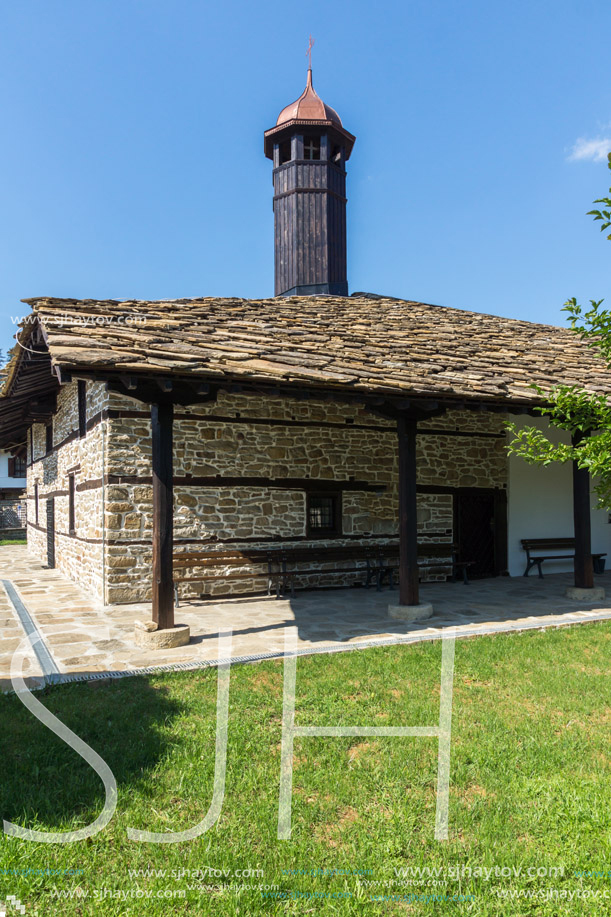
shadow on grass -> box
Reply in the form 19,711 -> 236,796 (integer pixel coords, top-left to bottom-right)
0,676 -> 180,831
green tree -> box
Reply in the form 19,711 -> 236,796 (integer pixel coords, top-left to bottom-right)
507,152 -> 611,506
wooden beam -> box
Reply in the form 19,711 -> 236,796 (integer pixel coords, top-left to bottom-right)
105,473 -> 384,492
572,431 -> 594,589
54,366 -> 72,384
151,402 -> 174,629
397,414 -> 419,605
188,381 -> 210,395
105,379 -> 219,407
395,398 -> 440,413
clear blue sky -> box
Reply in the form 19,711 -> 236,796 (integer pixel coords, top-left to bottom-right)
1,0 -> 609,359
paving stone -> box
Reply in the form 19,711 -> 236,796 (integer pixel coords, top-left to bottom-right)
3,545 -> 611,685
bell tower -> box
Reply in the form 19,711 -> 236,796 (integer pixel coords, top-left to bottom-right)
264,67 -> 355,297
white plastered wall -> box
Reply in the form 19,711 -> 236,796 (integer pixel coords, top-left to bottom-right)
507,416 -> 611,576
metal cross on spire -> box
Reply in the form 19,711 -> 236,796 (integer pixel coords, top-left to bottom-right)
306,35 -> 315,70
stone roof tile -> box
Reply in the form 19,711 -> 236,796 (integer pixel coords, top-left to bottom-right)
4,293 -> 610,406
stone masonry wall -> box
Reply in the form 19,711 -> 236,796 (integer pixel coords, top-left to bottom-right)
104,391 -> 508,602
26,383 -> 508,604
26,381 -> 106,600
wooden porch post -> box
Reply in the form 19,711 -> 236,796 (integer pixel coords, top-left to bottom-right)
398,414 -> 419,605
152,401 -> 174,629
572,431 -> 594,589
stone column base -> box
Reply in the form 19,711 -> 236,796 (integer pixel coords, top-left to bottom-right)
565,586 -> 606,603
134,621 -> 191,649
388,603 -> 434,622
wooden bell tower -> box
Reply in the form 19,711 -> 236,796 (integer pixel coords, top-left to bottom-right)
264,67 -> 356,297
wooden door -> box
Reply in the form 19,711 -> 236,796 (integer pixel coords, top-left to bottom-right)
46,498 -> 55,568
455,489 -> 497,578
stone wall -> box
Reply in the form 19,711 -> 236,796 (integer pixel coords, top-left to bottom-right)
26,381 -> 106,600
26,384 -> 509,604
103,391 -> 507,602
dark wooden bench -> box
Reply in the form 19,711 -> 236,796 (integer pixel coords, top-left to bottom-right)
521,538 -> 606,578
174,544 -> 392,603
173,541 -> 475,605
274,545 -> 381,597
173,548 -> 279,606
173,546 -> 378,603
277,542 -> 474,595
374,542 -> 474,589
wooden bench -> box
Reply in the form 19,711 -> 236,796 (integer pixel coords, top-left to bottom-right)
173,541 -> 475,605
173,547 -> 377,603
277,542 -> 474,596
174,544 -> 393,603
374,542 -> 474,589
521,538 -> 606,578
173,548 -> 280,606
274,545 -> 381,597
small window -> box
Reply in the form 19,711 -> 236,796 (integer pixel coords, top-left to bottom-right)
68,474 -> 75,534
10,456 -> 26,478
34,482 -> 39,525
78,380 -> 87,438
306,492 -> 341,537
45,422 -> 53,454
303,137 -> 321,160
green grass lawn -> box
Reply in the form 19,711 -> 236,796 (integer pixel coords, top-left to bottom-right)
0,538 -> 26,545
2,623 -> 611,914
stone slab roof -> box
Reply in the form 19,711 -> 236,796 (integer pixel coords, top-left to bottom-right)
4,294 -> 611,405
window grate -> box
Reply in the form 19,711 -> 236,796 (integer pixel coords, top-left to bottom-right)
306,492 -> 341,537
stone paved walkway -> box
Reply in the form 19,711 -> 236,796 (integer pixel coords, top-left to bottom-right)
2,544 -> 611,692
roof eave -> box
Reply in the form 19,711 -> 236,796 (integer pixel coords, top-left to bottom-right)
264,121 -> 356,160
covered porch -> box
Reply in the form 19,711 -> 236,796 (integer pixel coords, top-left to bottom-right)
143,393 -> 601,641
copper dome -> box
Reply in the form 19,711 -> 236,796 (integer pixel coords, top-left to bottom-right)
276,69 -> 343,127
264,68 -> 355,161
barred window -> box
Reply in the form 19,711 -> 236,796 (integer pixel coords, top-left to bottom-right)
306,492 -> 341,537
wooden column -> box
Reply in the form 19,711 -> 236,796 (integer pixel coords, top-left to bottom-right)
398,414 -> 419,605
572,431 -> 594,589
152,401 -> 174,629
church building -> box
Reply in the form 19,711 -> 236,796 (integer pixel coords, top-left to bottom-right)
1,66 -> 610,635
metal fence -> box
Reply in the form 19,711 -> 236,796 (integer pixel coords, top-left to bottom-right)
0,500 -> 27,530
